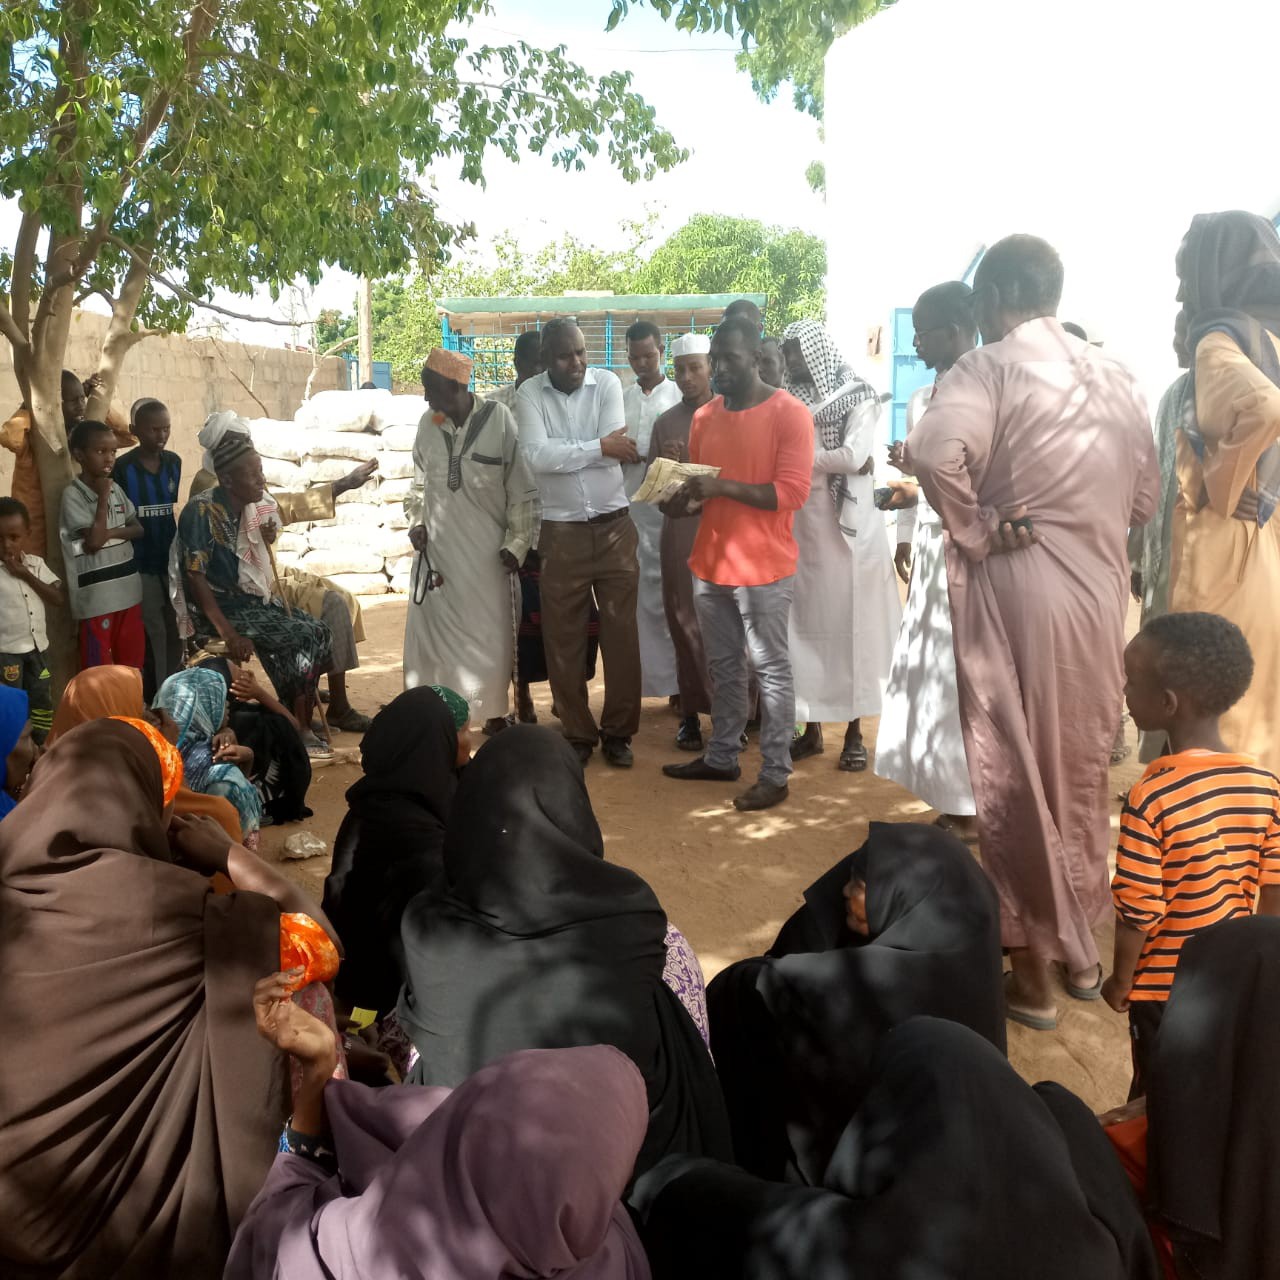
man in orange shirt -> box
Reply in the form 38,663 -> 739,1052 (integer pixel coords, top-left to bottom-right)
662,317 -> 815,811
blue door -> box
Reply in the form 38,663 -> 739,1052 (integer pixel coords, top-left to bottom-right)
890,308 -> 934,442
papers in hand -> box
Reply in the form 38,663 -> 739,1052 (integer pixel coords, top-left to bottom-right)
632,457 -> 721,504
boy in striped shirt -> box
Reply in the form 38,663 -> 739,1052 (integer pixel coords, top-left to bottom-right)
1104,612 -> 1280,1096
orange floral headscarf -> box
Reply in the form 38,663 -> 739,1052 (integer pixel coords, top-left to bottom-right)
109,716 -> 184,807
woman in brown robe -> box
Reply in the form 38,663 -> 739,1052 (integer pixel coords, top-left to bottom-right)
1169,210 -> 1280,766
0,719 -> 285,1278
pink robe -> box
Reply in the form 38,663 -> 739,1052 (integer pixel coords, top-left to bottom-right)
908,317 -> 1158,971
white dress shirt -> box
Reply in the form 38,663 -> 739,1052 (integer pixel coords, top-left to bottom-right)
622,376 -> 683,460
0,553 -> 60,652
514,367 -> 628,522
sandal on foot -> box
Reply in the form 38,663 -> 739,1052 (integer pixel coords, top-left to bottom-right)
1064,962 -> 1104,1001
327,707 -> 373,734
838,742 -> 868,772
302,731 -> 333,759
1003,972 -> 1058,1031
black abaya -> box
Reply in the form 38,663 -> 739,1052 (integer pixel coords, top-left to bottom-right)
1148,915 -> 1280,1280
322,687 -> 458,1016
397,725 -> 731,1179
710,821 -> 1006,1183
634,1018 -> 1154,1280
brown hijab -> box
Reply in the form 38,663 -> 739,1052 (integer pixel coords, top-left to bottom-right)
0,719 -> 282,1278
48,664 -> 244,841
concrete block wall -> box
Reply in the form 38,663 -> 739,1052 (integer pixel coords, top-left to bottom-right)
0,309 -> 346,494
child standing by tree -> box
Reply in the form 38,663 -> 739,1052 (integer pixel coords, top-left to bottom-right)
58,419 -> 145,669
114,399 -> 183,696
1104,611 -> 1280,1095
0,497 -> 65,742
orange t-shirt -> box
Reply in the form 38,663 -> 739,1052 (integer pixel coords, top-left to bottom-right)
687,390 -> 814,587
1112,750 -> 1280,1001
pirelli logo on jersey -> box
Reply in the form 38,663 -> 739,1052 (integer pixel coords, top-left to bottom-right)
136,503 -> 175,518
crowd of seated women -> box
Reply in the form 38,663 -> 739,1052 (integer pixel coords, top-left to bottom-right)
0,676 -> 1273,1279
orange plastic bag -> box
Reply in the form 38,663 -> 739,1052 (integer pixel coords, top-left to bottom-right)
279,912 -> 340,990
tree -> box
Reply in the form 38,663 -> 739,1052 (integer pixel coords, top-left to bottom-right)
1,1 -> 685,673
634,214 -> 826,328
326,213 -> 825,381
609,0 -> 894,117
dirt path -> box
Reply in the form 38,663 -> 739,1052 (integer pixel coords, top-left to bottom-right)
265,596 -> 1146,1113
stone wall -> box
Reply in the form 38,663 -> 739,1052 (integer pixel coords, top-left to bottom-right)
0,308 -> 347,491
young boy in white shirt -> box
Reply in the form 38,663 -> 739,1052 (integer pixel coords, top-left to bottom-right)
0,496 -> 66,741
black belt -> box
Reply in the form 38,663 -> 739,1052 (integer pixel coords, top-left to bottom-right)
584,507 -> 629,526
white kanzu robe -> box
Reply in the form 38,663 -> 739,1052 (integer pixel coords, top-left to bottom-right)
622,377 -> 682,697
790,399 -> 902,722
403,397 -> 539,722
875,386 -> 976,814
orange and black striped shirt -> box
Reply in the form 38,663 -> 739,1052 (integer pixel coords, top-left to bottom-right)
1112,750 -> 1280,1001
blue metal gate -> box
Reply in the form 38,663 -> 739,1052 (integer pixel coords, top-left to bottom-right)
889,308 -> 933,442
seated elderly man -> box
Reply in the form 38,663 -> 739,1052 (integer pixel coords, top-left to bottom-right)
178,432 -> 334,746
190,413 -> 375,736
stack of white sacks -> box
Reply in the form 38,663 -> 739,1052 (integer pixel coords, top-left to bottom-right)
247,388 -> 426,597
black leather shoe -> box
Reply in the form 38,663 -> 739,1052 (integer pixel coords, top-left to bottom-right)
601,736 -> 634,768
663,756 -> 741,782
734,780 -> 790,811
675,716 -> 703,752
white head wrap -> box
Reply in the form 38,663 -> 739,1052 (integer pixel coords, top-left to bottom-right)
198,410 -> 251,472
671,333 -> 711,358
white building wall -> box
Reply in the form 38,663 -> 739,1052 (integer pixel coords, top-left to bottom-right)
825,0 -> 1280,407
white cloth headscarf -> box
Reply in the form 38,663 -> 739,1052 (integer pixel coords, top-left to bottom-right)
194,411 -> 279,602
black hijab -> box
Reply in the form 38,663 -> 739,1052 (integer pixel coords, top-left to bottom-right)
1148,916 -> 1280,1280
708,821 -> 1006,1182
1180,211 -> 1280,326
634,1018 -> 1154,1280
322,687 -> 458,1015
397,725 -> 731,1179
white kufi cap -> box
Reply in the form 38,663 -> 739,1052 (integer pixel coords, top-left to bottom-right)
671,333 -> 711,357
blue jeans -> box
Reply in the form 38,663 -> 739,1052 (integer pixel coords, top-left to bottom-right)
693,575 -> 796,787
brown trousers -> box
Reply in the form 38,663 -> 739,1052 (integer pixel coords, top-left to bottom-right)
537,514 -> 641,746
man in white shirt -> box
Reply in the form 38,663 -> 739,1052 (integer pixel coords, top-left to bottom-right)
514,319 -> 642,767
622,321 -> 682,702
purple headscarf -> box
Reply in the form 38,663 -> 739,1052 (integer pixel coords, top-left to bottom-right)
225,1045 -> 653,1280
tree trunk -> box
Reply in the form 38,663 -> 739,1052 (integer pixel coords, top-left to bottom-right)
28,367 -> 78,695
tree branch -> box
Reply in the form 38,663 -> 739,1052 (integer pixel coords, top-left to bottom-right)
105,235 -> 306,327
0,298 -> 29,352
205,333 -> 271,416
10,206 -> 43,335
305,336 -> 356,401
68,0 -> 224,287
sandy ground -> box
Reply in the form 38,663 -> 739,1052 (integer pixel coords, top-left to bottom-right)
265,596 -> 1148,1114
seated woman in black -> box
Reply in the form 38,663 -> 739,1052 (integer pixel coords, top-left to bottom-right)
708,821 -> 1006,1182
634,1018 -> 1159,1280
397,725 -> 731,1182
322,686 -> 461,1021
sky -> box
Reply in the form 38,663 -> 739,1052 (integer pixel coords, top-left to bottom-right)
1,2 -> 825,346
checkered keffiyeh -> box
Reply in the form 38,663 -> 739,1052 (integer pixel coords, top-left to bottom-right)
782,320 -> 880,537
